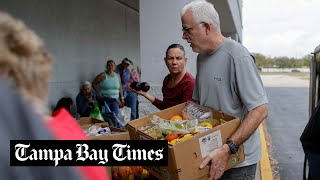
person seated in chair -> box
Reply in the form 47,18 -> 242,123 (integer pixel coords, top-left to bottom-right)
76,81 -> 100,117
77,81 -> 117,116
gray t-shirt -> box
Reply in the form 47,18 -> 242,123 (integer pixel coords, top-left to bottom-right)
193,37 -> 268,167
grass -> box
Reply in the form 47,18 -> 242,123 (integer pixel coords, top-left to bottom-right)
259,72 -> 310,80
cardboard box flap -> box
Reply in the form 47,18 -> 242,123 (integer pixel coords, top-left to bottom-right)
212,109 -> 238,121
78,117 -> 106,125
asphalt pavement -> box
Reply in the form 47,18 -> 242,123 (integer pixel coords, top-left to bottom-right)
262,75 -> 309,180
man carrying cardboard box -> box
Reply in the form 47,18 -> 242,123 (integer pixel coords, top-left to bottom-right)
180,1 -> 269,180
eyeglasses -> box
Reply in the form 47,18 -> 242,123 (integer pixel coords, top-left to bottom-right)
182,22 -> 204,34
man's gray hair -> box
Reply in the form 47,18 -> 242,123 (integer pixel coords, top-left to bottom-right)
181,0 -> 221,32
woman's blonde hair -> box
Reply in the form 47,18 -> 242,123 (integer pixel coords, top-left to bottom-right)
0,12 -> 52,117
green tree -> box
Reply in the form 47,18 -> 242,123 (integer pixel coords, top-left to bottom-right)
251,53 -> 311,68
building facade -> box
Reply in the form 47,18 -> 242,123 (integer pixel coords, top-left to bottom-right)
0,0 -> 242,115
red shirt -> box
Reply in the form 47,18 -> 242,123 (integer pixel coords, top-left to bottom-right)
153,72 -> 195,110
47,109 -> 109,180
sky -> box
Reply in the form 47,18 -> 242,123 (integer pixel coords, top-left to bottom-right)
242,0 -> 320,58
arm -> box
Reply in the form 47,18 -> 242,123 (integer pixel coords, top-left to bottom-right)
229,104 -> 268,145
200,104 -> 268,179
133,82 -> 167,110
131,89 -> 165,109
118,74 -> 125,106
76,94 -> 93,117
182,80 -> 195,103
133,90 -> 155,103
152,97 -> 168,110
139,91 -> 167,110
140,91 -> 155,103
122,69 -> 131,85
92,73 -> 104,94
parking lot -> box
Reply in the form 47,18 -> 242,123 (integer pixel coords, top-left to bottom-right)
260,75 -> 309,180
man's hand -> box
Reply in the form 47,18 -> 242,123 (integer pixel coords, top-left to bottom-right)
199,144 -> 231,180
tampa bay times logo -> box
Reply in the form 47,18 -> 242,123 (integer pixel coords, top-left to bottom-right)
10,140 -> 167,166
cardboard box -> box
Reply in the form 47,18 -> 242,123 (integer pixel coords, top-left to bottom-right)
78,117 -> 107,126
80,121 -> 129,178
128,103 -> 245,180
81,123 -> 130,140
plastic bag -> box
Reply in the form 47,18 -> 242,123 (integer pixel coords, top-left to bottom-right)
182,101 -> 213,120
89,102 -> 105,122
117,106 -> 131,126
150,115 -> 198,133
84,125 -> 111,136
102,102 -> 124,128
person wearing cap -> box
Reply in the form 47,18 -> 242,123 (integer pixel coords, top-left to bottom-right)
125,59 -> 140,120
115,58 -> 131,101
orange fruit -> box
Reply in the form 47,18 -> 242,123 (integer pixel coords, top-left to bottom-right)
169,115 -> 183,120
165,133 -> 178,142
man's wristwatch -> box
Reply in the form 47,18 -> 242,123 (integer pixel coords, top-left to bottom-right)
225,139 -> 239,154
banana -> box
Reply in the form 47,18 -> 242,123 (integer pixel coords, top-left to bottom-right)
168,133 -> 193,145
169,139 -> 178,145
177,133 -> 193,142
198,122 -> 213,128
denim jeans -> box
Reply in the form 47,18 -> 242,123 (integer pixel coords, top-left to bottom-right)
105,100 -> 119,116
220,164 -> 257,180
125,91 -> 137,120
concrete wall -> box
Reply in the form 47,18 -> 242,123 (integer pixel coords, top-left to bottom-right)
0,0 -> 140,108
1,0 -> 242,118
139,0 -> 198,116
140,0 -> 197,86
227,0 -> 243,42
